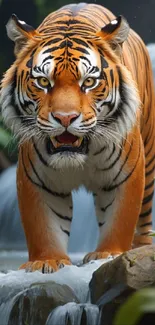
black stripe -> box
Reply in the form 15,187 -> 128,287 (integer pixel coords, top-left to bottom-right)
98,221 -> 105,227
145,179 -> 155,190
21,148 -> 43,188
113,140 -> 133,183
68,59 -> 78,70
26,56 -> 33,68
98,65 -> 129,124
101,199 -> 115,212
54,19 -> 90,25
60,226 -> 70,236
145,137 -> 155,157
94,145 -> 107,156
28,153 -> 44,186
33,140 -> 49,167
63,40 -> 73,48
139,208 -> 152,218
69,62 -> 79,77
140,222 -> 152,228
141,232 -> 151,236
103,142 -> 141,191
97,146 -> 122,172
73,46 -> 90,55
36,120 -> 52,129
21,148 -> 70,199
142,190 -> 154,205
43,46 -> 60,54
42,55 -> 54,64
100,55 -> 108,69
71,37 -> 90,48
146,163 -> 155,177
18,71 -> 31,114
116,66 -> 128,104
50,207 -> 72,222
43,40 -> 73,55
110,69 -> 114,85
106,144 -> 116,161
80,120 -> 96,127
79,55 -> 91,66
145,154 -> 155,169
10,72 -> 22,118
43,38 -> 63,46
88,66 -> 99,74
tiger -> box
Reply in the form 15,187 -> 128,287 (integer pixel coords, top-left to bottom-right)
0,3 -> 155,273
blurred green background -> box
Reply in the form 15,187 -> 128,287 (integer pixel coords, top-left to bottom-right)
0,0 -> 155,172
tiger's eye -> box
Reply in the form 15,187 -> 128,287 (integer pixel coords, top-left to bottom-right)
82,77 -> 96,88
37,77 -> 50,88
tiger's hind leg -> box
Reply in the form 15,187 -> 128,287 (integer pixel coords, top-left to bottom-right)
133,160 -> 155,247
133,105 -> 155,247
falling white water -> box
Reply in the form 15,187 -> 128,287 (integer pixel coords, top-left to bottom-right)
46,302 -> 101,325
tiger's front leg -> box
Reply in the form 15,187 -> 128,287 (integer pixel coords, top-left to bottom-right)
17,144 -> 72,273
84,134 -> 145,263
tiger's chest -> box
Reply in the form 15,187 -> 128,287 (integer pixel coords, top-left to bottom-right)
38,143 -> 123,194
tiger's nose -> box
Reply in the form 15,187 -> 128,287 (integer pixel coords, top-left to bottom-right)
52,113 -> 80,127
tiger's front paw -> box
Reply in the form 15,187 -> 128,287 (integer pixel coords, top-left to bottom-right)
83,251 -> 121,264
19,258 -> 71,273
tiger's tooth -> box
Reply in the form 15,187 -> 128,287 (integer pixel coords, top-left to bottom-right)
73,140 -> 79,147
57,142 -> 63,148
78,137 -> 83,146
50,137 -> 59,148
73,137 -> 83,147
50,137 -> 57,148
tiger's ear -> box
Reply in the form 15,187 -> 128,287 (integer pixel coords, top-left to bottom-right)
6,14 -> 38,56
97,16 -> 129,52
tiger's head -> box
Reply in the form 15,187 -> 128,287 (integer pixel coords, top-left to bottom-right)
0,4 -> 140,169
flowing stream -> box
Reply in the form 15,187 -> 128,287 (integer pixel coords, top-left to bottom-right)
0,259 -> 111,325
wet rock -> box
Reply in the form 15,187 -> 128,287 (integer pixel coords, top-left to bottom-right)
90,245 -> 155,325
2,282 -> 79,325
90,245 -> 155,303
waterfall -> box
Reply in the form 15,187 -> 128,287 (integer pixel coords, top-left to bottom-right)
46,302 -> 101,325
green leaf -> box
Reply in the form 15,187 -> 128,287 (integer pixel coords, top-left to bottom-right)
149,231 -> 155,237
114,288 -> 155,325
0,126 -> 12,148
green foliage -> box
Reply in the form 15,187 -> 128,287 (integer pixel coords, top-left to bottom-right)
114,288 -> 155,325
0,125 -> 12,149
34,0 -> 77,23
149,231 -> 155,237
0,116 -> 18,163
34,0 -> 54,23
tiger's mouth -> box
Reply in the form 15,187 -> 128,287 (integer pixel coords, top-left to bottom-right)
51,131 -> 83,148
46,131 -> 88,155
